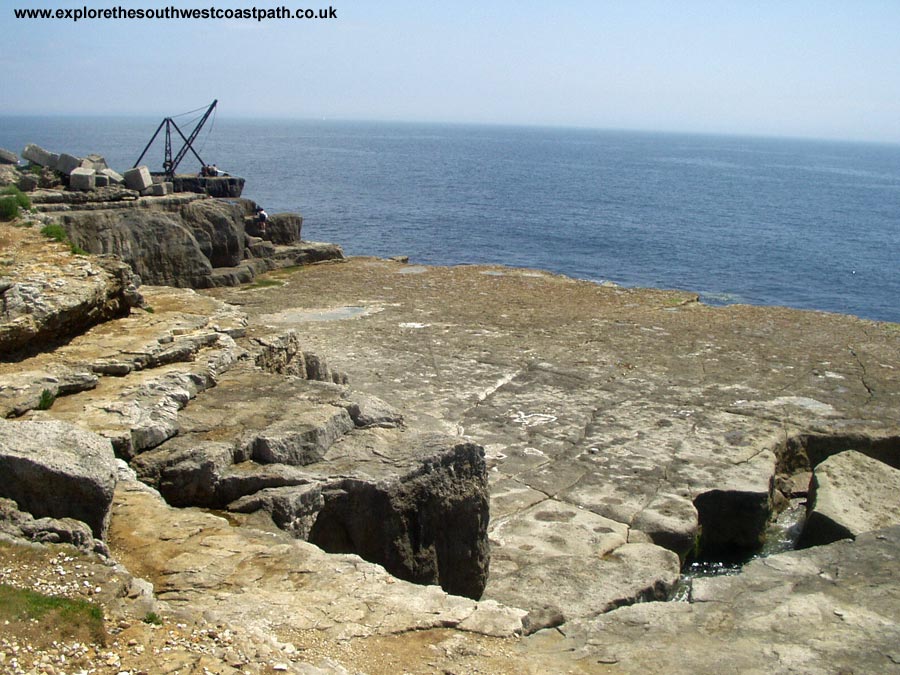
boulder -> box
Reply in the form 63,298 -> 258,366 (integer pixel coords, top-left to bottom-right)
0,148 -> 18,165
142,183 -> 167,197
0,419 -> 117,539
124,165 -> 153,191
0,497 -> 108,555
21,143 -> 56,168
69,167 -> 96,191
799,450 -> 900,547
17,173 -> 38,192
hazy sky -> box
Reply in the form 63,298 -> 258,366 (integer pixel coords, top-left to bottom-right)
4,1 -> 900,142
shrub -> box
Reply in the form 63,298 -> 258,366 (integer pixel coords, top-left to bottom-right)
0,196 -> 17,221
0,185 -> 31,210
40,223 -> 68,243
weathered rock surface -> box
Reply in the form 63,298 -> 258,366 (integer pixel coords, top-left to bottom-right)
131,362 -> 490,599
0,147 -> 18,165
0,418 -> 117,539
110,469 -> 524,640
2,238 -> 900,674
0,226 -> 140,359
799,450 -> 900,547
208,258 -> 900,625
538,526 -> 900,675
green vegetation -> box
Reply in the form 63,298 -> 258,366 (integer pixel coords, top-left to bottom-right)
40,223 -> 68,242
0,186 -> 32,221
0,583 -> 106,645
143,305 -> 156,314
39,223 -> 88,255
0,196 -> 17,221
1,185 -> 31,210
37,388 -> 56,410
143,610 -> 163,625
240,277 -> 284,290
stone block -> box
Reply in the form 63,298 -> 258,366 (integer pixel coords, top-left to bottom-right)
69,167 -> 96,191
94,173 -> 110,188
84,154 -> 108,172
141,183 -> 166,197
0,148 -> 18,165
163,181 -> 174,195
124,165 -> 153,191
56,153 -> 88,175
22,143 -> 55,167
100,168 -> 125,185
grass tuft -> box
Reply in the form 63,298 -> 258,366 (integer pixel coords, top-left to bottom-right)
37,388 -> 56,410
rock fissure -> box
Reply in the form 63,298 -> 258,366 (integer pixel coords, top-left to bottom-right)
848,346 -> 876,403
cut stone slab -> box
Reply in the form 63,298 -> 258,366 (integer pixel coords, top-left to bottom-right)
69,167 -> 96,191
799,450 -> 900,547
21,143 -> 55,167
0,418 -> 117,539
124,165 -> 153,191
99,168 -> 125,184
94,173 -> 109,188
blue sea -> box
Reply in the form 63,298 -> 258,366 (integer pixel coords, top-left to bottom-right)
2,116 -> 899,322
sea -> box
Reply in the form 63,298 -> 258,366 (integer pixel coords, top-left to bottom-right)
2,116 -> 898,323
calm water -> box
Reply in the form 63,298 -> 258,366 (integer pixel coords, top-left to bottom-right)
2,116 -> 898,322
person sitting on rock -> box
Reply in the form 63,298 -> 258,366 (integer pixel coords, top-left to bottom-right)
256,206 -> 268,233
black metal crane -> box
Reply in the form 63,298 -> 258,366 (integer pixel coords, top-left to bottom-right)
133,100 -> 217,179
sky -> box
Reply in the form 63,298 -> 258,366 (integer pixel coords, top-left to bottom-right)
3,0 -> 900,143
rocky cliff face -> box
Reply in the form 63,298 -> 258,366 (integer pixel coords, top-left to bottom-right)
47,192 -> 343,288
